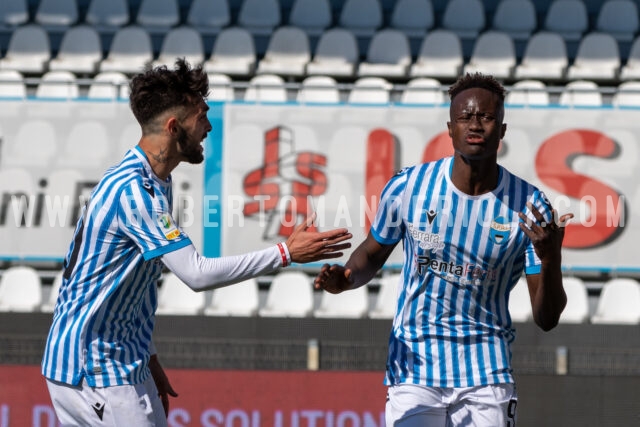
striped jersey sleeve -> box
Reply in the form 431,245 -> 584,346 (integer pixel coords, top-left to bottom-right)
117,178 -> 191,260
370,167 -> 411,244
521,189 -> 555,275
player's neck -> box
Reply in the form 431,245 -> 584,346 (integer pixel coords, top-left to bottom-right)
137,136 -> 180,181
450,156 -> 499,196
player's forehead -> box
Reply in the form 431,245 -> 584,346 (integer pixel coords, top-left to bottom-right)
451,87 -> 501,113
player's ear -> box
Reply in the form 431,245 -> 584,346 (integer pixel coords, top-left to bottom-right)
165,116 -> 178,135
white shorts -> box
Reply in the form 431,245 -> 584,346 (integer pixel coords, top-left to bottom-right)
385,383 -> 518,427
46,375 -> 167,427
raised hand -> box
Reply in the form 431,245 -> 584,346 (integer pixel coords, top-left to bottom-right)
286,213 -> 352,264
518,202 -> 573,262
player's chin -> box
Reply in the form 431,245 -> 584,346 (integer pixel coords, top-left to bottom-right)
185,153 -> 204,164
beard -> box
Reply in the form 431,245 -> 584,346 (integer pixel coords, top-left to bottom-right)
176,124 -> 204,164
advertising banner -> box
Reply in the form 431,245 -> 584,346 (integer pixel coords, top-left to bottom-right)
0,101 -> 204,260
0,365 -> 386,427
215,104 -> 638,274
0,101 -> 637,273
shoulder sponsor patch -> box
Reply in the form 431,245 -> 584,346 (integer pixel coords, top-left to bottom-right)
158,213 -> 180,240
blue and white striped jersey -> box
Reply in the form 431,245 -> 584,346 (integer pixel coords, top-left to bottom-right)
371,156 -> 553,388
42,146 -> 191,387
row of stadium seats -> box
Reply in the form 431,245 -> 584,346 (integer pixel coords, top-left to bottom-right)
3,0 -> 639,53
4,22 -> 640,84
2,70 -> 640,107
1,265 -> 640,323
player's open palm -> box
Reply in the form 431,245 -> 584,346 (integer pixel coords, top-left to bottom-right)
314,263 -> 353,294
286,213 -> 352,264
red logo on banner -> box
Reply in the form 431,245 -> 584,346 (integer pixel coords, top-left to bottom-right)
243,126 -> 327,238
535,129 -> 626,249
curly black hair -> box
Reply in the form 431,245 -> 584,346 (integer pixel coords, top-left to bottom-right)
448,73 -> 506,103
129,58 -> 209,133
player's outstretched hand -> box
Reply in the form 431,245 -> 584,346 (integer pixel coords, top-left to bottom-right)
314,263 -> 354,294
286,213 -> 352,264
518,202 -> 574,261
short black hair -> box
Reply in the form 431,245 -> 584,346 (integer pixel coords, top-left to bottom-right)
129,58 -> 209,133
448,73 -> 506,103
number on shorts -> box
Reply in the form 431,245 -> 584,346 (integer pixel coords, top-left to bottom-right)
506,398 -> 517,427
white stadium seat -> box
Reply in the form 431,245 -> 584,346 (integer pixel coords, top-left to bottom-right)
204,278 -> 260,316
288,0 -> 332,37
513,31 -> 568,82
203,27 -> 256,77
35,70 -> 79,99
544,0 -> 588,42
509,277 -> 533,323
595,0 -> 639,43
238,0 -> 281,36
87,71 -> 130,100
620,36 -> 640,81
0,266 -> 43,312
297,75 -> 340,104
591,278 -> 640,324
401,77 -> 444,105
559,80 -> 603,107
207,73 -> 235,102
259,271 -> 314,317
152,26 -> 205,68
0,0 -> 29,28
559,277 -> 590,324
244,74 -> 287,103
441,0 -> 485,41
48,25 -> 102,74
256,26 -> 311,77
135,0 -> 179,32
612,81 -> 640,107
85,0 -> 129,33
99,26 -> 153,74
409,29 -> 463,80
156,273 -> 205,315
492,0 -> 537,42
314,285 -> 368,318
35,0 -> 78,30
566,32 -> 620,82
369,273 -> 400,319
187,0 -> 230,36
390,0 -> 434,39
463,31 -> 516,80
348,77 -> 392,104
0,70 -> 26,98
339,0 -> 383,38
358,29 -> 411,79
306,28 -> 359,78
505,80 -> 550,106
0,24 -> 51,74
